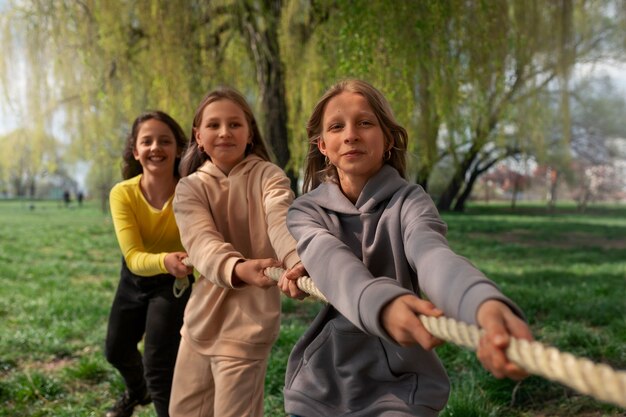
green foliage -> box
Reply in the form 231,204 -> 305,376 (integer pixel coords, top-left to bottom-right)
1,1 -> 625,209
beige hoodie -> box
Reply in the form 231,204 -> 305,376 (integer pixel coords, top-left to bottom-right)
173,155 -> 299,359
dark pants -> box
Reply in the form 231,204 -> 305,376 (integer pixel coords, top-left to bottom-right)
105,259 -> 192,417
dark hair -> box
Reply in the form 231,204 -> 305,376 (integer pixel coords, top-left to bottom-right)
121,110 -> 188,179
302,79 -> 408,193
179,86 -> 271,177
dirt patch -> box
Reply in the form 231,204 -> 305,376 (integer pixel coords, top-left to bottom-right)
41,357 -> 74,371
470,230 -> 626,250
18,356 -> 76,373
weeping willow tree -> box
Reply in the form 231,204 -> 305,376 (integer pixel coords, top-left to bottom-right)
282,0 -> 624,209
0,129 -> 60,197
426,0 -> 621,212
0,0 -> 261,207
1,0 -> 623,209
0,0 -> 316,199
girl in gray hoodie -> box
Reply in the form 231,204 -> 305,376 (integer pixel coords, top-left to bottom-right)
279,79 -> 533,417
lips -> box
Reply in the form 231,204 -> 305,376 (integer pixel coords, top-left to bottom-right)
342,149 -> 365,157
146,155 -> 167,164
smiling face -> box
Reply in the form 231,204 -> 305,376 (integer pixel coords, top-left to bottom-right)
319,91 -> 387,195
132,118 -> 179,177
194,98 -> 251,175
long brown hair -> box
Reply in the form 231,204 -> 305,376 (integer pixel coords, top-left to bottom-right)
302,79 -> 408,193
179,86 -> 271,177
121,110 -> 188,180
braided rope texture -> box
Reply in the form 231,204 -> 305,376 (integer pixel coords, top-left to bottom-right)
264,267 -> 626,409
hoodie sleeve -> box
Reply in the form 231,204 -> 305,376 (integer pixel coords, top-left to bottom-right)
287,197 -> 412,335
173,176 -> 244,288
261,165 -> 301,269
400,186 -> 524,325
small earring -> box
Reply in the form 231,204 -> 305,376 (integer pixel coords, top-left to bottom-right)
324,156 -> 331,166
384,150 -> 391,161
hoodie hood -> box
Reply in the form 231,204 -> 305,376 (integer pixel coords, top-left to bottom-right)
305,165 -> 407,214
195,154 -> 265,180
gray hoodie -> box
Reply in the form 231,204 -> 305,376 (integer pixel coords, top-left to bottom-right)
284,165 -> 522,417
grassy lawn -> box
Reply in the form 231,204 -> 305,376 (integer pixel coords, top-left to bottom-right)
0,199 -> 624,416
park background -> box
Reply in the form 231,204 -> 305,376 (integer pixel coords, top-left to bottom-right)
0,1 -> 625,416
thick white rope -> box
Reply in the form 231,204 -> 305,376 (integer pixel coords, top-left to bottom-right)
263,267 -> 626,409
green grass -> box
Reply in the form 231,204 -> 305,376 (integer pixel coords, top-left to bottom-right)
0,199 -> 624,416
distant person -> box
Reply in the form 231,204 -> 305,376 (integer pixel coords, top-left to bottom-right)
105,110 -> 194,417
63,189 -> 71,207
279,79 -> 534,417
169,86 -> 306,417
77,190 -> 84,206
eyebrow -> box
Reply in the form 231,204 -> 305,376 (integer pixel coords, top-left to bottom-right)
138,133 -> 173,141
325,110 -> 376,123
205,115 -> 245,122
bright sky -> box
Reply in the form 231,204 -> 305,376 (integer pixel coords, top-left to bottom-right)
576,61 -> 626,90
0,102 -> 22,135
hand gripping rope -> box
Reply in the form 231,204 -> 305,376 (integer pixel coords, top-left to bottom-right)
180,257 -> 626,409
262,267 -> 626,410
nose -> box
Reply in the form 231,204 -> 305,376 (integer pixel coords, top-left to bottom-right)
218,124 -> 230,137
343,123 -> 359,143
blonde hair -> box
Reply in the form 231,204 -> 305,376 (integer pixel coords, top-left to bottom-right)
302,79 -> 408,192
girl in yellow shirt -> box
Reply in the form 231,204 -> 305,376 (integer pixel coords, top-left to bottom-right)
105,111 -> 194,417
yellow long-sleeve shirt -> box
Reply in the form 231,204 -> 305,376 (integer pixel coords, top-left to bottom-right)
109,174 -> 185,276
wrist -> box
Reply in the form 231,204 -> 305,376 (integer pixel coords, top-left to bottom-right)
231,259 -> 245,287
476,299 -> 505,326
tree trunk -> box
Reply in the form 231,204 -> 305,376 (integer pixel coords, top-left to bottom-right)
452,154 -> 501,212
414,167 -> 430,191
241,0 -> 297,191
510,175 -> 520,210
437,147 -> 479,211
260,63 -> 295,189
413,61 -> 440,192
453,166 -> 480,212
547,168 -> 559,211
28,177 -> 36,198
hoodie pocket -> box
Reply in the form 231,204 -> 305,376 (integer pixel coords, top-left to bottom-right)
290,317 -> 418,412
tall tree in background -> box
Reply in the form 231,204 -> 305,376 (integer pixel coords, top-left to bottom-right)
431,1 -> 576,211
198,0 -> 330,189
237,0 -> 292,184
0,129 -> 59,198
0,0 -> 255,205
0,0 -> 624,209
283,1 -> 622,211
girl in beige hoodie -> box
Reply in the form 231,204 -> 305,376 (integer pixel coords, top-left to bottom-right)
169,86 -> 305,417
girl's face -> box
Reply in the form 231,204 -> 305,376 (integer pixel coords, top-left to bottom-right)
133,119 -> 179,177
319,92 -> 387,187
195,99 -> 251,175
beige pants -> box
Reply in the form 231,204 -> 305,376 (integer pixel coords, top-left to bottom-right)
169,338 -> 268,417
